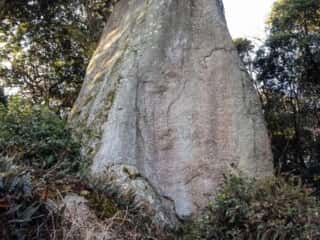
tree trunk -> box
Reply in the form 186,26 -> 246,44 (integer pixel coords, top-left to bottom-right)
70,0 -> 273,226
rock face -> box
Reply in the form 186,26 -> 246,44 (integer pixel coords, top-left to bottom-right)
70,0 -> 273,223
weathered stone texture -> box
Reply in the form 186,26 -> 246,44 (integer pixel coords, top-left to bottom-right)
70,0 -> 273,222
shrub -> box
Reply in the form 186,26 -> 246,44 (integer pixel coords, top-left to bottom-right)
0,97 -> 82,174
185,175 -> 320,240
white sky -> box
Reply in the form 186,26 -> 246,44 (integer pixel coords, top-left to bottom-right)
223,0 -> 276,40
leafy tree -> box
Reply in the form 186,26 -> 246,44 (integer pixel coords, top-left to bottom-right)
82,0 -> 117,41
0,0 -> 114,113
254,0 -> 320,190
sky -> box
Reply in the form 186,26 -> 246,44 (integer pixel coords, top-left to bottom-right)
223,0 -> 276,40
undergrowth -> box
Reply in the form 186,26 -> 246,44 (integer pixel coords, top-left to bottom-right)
184,175 -> 320,240
1,97 -> 320,239
0,97 -> 174,240
0,97 -> 84,174
0,157 -> 64,239
0,156 -> 174,240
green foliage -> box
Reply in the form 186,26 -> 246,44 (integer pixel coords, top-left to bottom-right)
83,190 -> 119,220
0,0 -> 116,112
0,97 -> 82,174
0,1 -> 84,111
82,0 -> 118,41
185,176 -> 320,240
268,0 -> 320,33
246,0 -> 320,192
233,38 -> 255,68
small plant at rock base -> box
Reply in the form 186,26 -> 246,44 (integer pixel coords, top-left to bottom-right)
84,190 -> 119,220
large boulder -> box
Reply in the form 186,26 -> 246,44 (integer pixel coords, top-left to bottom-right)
70,0 -> 273,224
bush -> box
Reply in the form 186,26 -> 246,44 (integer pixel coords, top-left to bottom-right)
186,176 -> 320,240
0,97 -> 82,174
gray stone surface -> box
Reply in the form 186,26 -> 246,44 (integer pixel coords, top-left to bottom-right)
70,0 -> 273,222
